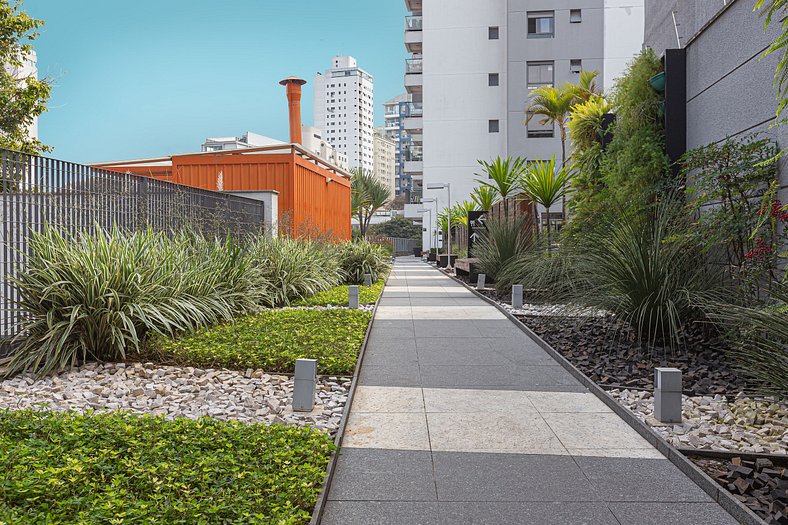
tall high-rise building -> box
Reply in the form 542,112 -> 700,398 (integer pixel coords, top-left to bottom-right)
314,56 -> 375,172
403,0 -> 645,249
384,93 -> 423,201
373,128 -> 397,198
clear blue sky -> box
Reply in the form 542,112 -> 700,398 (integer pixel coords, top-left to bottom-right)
24,1 -> 408,163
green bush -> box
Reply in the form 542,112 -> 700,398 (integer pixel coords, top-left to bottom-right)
5,227 -> 273,377
338,240 -> 392,284
151,308 -> 371,375
706,282 -> 788,397
367,216 -> 422,239
0,410 -> 332,525
474,216 -> 534,281
249,236 -> 342,307
295,281 -> 384,307
572,197 -> 726,350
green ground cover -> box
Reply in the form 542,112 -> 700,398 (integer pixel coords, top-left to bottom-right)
150,308 -> 371,375
0,410 -> 333,524
294,281 -> 384,307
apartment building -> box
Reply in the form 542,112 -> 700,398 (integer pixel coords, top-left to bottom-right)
314,56 -> 375,172
403,0 -> 645,249
373,128 -> 397,198
383,93 -> 418,199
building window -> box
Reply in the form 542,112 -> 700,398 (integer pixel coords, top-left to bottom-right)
570,9 -> 582,23
488,73 -> 500,86
570,59 -> 582,74
488,26 -> 499,40
527,115 -> 553,138
488,120 -> 500,133
527,11 -> 554,38
527,61 -> 554,90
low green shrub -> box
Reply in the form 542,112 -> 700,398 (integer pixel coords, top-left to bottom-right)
0,410 -> 332,525
474,216 -> 534,281
338,240 -> 392,284
706,283 -> 788,397
572,198 -> 727,350
150,308 -> 371,375
5,227 -> 273,377
295,281 -> 384,307
249,236 -> 342,306
367,216 -> 422,239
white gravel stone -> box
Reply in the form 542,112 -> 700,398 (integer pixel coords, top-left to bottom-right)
0,363 -> 351,436
611,389 -> 788,455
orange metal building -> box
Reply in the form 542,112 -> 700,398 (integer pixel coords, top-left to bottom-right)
93,77 -> 352,240
94,144 -> 352,240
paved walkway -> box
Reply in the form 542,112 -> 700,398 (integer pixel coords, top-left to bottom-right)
321,258 -> 737,525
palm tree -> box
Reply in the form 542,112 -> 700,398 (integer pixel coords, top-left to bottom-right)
475,156 -> 527,219
470,185 -> 497,211
526,85 -> 575,215
568,70 -> 602,104
351,168 -> 390,238
519,156 -> 572,249
450,200 -> 479,228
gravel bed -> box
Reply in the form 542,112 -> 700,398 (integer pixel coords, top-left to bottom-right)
611,389 -> 788,455
692,456 -> 788,524
290,304 -> 375,312
0,362 -> 351,435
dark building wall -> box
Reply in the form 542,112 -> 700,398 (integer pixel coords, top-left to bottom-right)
644,0 -> 788,197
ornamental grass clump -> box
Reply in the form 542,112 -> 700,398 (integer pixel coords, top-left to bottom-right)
338,239 -> 392,284
572,197 -> 727,351
474,215 -> 534,281
4,227 -> 273,377
249,236 -> 342,306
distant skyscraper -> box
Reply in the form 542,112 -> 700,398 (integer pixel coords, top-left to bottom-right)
314,56 -> 375,172
373,128 -> 396,198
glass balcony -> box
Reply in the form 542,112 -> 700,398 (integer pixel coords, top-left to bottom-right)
405,16 -> 423,31
405,58 -> 423,75
402,102 -> 423,117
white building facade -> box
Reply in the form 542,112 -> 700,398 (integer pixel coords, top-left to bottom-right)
314,56 -> 375,172
373,128 -> 397,198
403,0 -> 645,250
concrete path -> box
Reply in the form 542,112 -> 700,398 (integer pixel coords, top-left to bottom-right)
321,258 -> 737,525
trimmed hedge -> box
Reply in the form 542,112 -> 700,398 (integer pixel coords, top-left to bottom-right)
0,410 -> 333,524
294,281 -> 384,307
151,308 -> 371,375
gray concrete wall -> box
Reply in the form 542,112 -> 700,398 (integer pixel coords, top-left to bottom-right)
645,0 -> 788,198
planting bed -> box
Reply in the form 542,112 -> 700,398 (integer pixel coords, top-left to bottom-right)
151,308 -> 371,376
518,314 -> 744,396
0,409 -> 332,524
691,455 -> 788,524
0,362 -> 350,435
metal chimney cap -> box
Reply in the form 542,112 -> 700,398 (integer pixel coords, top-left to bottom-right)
279,76 -> 307,86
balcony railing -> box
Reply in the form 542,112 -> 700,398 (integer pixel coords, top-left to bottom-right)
402,102 -> 423,117
405,58 -> 423,75
405,15 -> 423,31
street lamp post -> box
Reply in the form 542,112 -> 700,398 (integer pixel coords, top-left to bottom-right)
426,183 -> 452,270
421,197 -> 438,253
416,208 -> 432,256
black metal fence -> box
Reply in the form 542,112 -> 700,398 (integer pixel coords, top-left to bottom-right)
0,149 -> 266,345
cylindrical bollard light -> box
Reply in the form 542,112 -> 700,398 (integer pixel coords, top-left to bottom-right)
293,358 -> 317,412
512,284 -> 524,309
349,285 -> 360,309
654,367 -> 682,423
364,273 -> 373,287
476,273 -> 486,290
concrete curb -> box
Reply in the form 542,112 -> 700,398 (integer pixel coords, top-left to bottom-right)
447,271 -> 764,525
309,285 -> 384,525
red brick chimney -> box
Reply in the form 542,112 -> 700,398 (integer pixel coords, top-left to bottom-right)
279,76 -> 307,145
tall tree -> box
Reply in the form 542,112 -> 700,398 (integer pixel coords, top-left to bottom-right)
0,0 -> 51,155
525,85 -> 575,215
350,168 -> 390,238
475,156 -> 527,219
